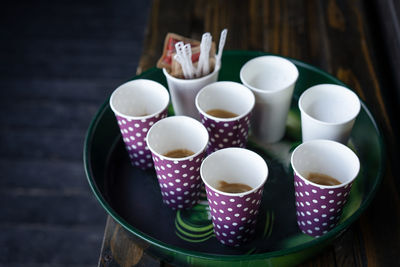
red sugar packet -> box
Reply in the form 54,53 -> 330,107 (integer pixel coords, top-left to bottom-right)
157,33 -> 216,78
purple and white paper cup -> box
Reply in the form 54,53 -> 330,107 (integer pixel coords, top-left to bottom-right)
110,79 -> 169,169
195,81 -> 255,154
200,148 -> 268,246
146,116 -> 209,210
291,139 -> 360,237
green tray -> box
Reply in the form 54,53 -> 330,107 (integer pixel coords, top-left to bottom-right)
84,51 -> 384,266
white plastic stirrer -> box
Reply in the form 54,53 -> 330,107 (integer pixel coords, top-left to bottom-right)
197,33 -> 212,77
183,43 -> 194,79
216,29 -> 228,69
196,33 -> 208,77
175,42 -> 190,78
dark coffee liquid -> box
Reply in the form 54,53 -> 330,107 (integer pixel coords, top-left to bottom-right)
163,149 -> 195,158
217,180 -> 253,193
206,109 -> 238,118
307,172 -> 341,186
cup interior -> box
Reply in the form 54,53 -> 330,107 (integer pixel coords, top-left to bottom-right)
291,140 -> 360,188
299,84 -> 360,124
240,56 -> 299,93
201,148 -> 268,195
146,116 -> 209,159
196,81 -> 255,120
110,79 -> 169,118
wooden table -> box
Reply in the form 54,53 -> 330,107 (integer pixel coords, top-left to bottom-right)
98,0 -> 400,266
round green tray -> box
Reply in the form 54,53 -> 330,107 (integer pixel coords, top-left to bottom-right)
84,51 -> 384,266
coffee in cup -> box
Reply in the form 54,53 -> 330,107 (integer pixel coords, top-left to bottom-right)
217,180 -> 253,193
163,149 -> 195,158
146,116 -> 209,210
290,139 -> 360,237
206,109 -> 238,119
200,147 -> 269,246
306,172 -> 341,186
195,81 -> 255,154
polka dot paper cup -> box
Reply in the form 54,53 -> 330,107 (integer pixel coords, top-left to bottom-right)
146,116 -> 209,210
200,148 -> 268,246
110,79 -> 169,170
195,81 -> 255,154
291,139 -> 360,237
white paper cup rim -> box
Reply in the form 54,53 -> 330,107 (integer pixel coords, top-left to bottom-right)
146,116 -> 209,161
240,55 -> 299,94
200,147 -> 269,196
291,139 -> 360,189
298,84 -> 361,126
195,81 -> 255,122
109,79 -> 169,120
162,63 -> 221,83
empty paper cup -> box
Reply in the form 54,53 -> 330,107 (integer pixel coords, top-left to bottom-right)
110,79 -> 169,169
163,65 -> 220,120
299,84 -> 361,144
146,116 -> 209,210
195,81 -> 255,154
200,148 -> 268,246
240,56 -> 299,143
291,139 -> 360,237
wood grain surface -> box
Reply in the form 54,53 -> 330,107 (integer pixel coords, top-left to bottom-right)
99,0 -> 400,266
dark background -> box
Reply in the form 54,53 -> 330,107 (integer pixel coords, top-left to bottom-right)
0,0 -> 151,266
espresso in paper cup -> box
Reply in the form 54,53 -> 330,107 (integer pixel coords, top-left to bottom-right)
110,79 -> 169,169
146,116 -> 209,209
200,148 -> 268,246
291,139 -> 360,237
195,81 -> 255,154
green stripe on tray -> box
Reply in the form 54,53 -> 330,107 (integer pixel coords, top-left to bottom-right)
175,231 -> 215,243
175,219 -> 214,238
176,210 -> 214,232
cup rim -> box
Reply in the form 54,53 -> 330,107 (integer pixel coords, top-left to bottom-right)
290,139 -> 360,189
146,116 -> 209,162
162,62 -> 221,83
200,147 -> 269,197
195,81 -> 255,122
298,84 -> 361,126
239,55 -> 299,94
109,79 -> 169,120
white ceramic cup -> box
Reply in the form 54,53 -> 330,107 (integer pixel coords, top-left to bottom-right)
299,84 -> 361,144
163,65 -> 220,120
240,56 -> 299,143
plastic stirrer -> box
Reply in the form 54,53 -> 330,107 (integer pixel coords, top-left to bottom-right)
216,29 -> 228,69
183,43 -> 194,79
175,42 -> 191,78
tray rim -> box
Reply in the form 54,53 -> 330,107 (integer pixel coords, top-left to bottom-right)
83,50 -> 385,261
